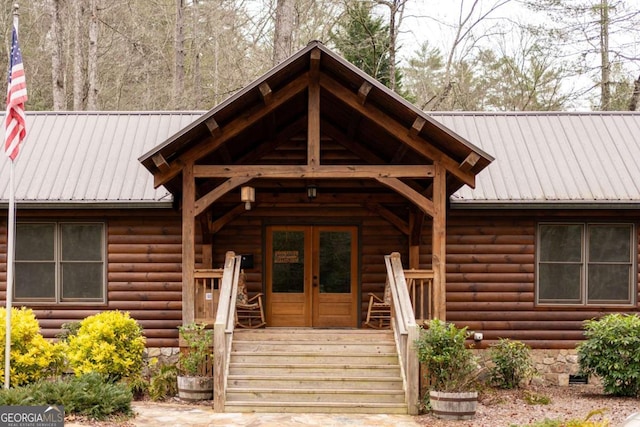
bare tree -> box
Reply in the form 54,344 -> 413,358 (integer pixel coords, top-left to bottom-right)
374,0 -> 407,91
526,0 -> 640,110
72,0 -> 85,110
273,0 -> 294,65
425,0 -> 512,110
87,0 -> 98,109
174,0 -> 185,106
48,0 -> 66,110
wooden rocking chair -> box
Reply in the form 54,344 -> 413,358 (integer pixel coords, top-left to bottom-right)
364,279 -> 391,329
235,270 -> 266,329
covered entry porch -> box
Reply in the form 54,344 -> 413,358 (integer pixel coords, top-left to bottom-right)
138,41 -> 491,413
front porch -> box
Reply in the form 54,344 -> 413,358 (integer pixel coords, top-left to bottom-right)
197,251 -> 432,414
137,42 -> 491,414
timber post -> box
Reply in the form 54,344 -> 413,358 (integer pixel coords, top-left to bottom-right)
432,162 -> 447,321
182,160 -> 196,325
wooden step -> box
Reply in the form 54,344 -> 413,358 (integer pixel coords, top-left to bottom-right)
227,375 -> 404,390
226,388 -> 406,403
228,363 -> 402,377
224,328 -> 407,414
223,401 -> 409,414
232,341 -> 397,353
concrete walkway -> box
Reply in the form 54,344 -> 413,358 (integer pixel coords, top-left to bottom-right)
69,402 -> 422,426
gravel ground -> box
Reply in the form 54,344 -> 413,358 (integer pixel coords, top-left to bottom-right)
416,385 -> 640,426
66,384 -> 639,426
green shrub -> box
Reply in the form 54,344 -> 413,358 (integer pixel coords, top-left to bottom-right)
414,319 -> 478,392
0,373 -> 132,420
177,322 -> 212,376
577,313 -> 640,397
488,338 -> 535,389
66,311 -> 146,382
148,362 -> 178,401
0,307 -> 64,386
56,321 -> 81,342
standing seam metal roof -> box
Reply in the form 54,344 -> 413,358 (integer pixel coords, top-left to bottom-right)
432,112 -> 640,207
0,111 -> 203,206
2,111 -> 640,207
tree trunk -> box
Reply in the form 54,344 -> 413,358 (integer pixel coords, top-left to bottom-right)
87,0 -> 98,110
72,0 -> 85,110
600,0 -> 611,110
173,0 -> 185,107
49,0 -> 66,110
273,0 -> 294,66
628,74 -> 640,111
381,0 -> 406,92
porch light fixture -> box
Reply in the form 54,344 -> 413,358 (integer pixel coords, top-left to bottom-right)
241,186 -> 255,210
307,185 -> 317,200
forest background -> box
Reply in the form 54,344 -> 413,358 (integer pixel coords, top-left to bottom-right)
3,0 -> 640,113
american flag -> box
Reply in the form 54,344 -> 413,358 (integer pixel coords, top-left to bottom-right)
4,26 -> 27,161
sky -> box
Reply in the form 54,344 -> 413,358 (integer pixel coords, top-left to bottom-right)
396,0 -> 640,110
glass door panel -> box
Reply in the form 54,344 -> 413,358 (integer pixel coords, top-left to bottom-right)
266,225 -> 358,328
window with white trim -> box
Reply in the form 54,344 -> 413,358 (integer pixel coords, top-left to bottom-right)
536,223 -> 635,306
14,222 -> 106,303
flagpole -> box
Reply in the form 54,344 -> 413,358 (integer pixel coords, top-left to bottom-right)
4,3 -> 20,390
4,163 -> 15,389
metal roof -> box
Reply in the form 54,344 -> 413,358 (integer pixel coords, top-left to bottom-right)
0,111 -> 202,207
433,112 -> 640,208
3,111 -> 640,209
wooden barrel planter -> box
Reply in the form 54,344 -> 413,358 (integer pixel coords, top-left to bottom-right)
177,375 -> 213,401
429,390 -> 478,420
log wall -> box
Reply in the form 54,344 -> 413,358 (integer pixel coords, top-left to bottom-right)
1,210 -> 188,348
3,206 -> 639,350
445,209 -> 640,349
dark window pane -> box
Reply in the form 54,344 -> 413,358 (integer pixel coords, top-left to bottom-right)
61,263 -> 104,300
539,224 -> 582,262
319,231 -> 351,293
588,264 -> 631,302
14,262 -> 55,299
272,231 -> 304,293
61,224 -> 103,261
16,224 -> 55,261
538,263 -> 582,302
589,225 -> 632,262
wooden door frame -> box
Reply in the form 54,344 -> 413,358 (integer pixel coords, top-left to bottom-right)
264,224 -> 360,327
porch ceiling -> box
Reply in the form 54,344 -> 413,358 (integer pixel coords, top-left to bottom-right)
139,41 -> 493,217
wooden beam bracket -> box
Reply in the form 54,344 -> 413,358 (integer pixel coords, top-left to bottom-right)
358,82 -> 372,105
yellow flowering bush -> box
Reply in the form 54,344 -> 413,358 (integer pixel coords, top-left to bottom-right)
0,307 -> 64,386
66,311 -> 146,381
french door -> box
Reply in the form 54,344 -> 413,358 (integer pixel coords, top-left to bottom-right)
265,225 -> 358,327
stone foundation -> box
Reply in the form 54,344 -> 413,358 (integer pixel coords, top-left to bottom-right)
144,347 -> 180,367
529,349 -> 581,386
475,348 -> 595,387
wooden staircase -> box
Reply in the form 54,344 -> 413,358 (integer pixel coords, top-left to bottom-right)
224,328 -> 407,414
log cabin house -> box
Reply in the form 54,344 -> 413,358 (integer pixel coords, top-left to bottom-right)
2,41 -> 640,412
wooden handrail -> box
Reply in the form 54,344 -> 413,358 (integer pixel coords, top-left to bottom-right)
213,251 -> 242,413
385,252 -> 420,415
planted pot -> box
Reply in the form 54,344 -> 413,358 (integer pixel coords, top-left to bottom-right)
429,390 -> 478,420
177,375 -> 213,401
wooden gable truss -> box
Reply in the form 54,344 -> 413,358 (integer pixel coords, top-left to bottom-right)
140,42 -> 492,325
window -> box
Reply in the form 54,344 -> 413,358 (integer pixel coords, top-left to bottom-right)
537,223 -> 635,306
14,222 -> 106,303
